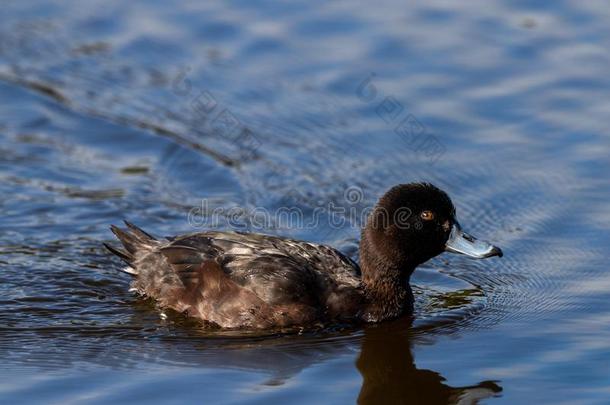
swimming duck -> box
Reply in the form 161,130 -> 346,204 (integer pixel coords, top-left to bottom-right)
105,183 -> 502,329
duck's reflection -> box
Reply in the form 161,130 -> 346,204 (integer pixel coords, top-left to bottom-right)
357,317 -> 502,405
52,306 -> 501,404
147,315 -> 502,404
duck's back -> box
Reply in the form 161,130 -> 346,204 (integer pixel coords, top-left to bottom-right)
106,224 -> 364,329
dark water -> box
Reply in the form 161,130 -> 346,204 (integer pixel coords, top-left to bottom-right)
1,1 -> 609,403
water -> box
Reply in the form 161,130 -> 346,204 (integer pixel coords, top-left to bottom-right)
1,0 -> 609,403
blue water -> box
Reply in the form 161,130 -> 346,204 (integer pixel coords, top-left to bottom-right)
1,1 -> 609,403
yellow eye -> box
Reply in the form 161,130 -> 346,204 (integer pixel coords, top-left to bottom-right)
420,210 -> 435,221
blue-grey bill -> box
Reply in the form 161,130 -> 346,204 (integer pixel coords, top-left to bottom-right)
445,223 -> 503,259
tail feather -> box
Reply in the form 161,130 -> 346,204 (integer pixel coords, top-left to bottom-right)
110,225 -> 139,254
103,242 -> 133,264
124,220 -> 156,240
105,221 -> 158,275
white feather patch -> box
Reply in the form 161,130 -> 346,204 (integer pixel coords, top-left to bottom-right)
226,247 -> 253,255
121,266 -> 138,275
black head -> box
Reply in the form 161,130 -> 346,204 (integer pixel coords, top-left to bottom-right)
361,183 -> 502,278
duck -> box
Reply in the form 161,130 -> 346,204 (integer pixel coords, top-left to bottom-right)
104,183 -> 502,329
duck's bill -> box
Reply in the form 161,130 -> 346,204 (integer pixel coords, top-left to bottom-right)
445,223 -> 503,259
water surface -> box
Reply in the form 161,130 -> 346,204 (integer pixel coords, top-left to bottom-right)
1,1 -> 609,403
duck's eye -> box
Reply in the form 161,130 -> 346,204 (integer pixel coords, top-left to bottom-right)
420,210 -> 435,221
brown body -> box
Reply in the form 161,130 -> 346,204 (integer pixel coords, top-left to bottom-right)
108,227 -> 365,329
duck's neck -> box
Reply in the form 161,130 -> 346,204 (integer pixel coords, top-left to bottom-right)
359,236 -> 415,322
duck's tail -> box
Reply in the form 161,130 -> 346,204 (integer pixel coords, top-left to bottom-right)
104,221 -> 157,276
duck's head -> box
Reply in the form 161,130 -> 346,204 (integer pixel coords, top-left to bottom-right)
361,183 -> 502,278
